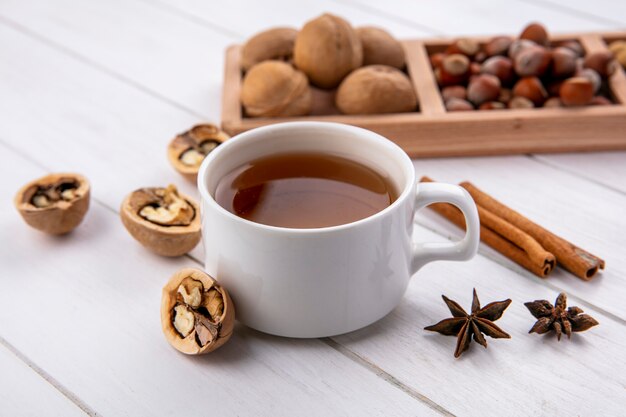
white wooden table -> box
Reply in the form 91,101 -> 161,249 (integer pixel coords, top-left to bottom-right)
1,1 -> 625,415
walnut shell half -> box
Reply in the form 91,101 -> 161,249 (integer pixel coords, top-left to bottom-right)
240,27 -> 298,71
336,65 -> 417,114
356,26 -> 406,69
14,172 -> 90,234
167,124 -> 229,181
294,13 -> 363,88
161,268 -> 235,355
241,60 -> 312,117
120,184 -> 200,257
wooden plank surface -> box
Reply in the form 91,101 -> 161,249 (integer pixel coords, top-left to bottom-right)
1,0 -> 625,415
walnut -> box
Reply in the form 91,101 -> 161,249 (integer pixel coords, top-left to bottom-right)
14,173 -> 90,234
161,269 -> 235,355
120,184 -> 200,256
240,27 -> 298,71
335,65 -> 417,114
167,124 -> 229,181
293,13 -> 363,88
356,26 -> 406,69
241,60 -> 312,117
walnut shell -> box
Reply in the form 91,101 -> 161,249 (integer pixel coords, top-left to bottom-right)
356,26 -> 405,69
241,60 -> 312,117
335,65 -> 417,114
240,27 -> 298,71
120,184 -> 200,257
161,268 -> 235,355
293,13 -> 363,88
167,124 -> 229,181
14,172 -> 90,235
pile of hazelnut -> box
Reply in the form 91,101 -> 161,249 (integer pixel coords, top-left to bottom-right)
239,13 -> 417,117
431,23 -> 619,111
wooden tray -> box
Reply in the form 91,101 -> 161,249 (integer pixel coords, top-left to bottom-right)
221,31 -> 626,158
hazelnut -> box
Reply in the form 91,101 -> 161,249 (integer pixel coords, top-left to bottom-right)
551,47 -> 577,78
514,45 -> 551,77
498,88 -> 513,104
120,184 -> 200,257
445,97 -> 474,111
467,74 -> 501,106
161,268 -> 234,355
508,96 -> 535,109
14,173 -> 90,235
508,39 -> 536,59
543,97 -> 563,108
520,23 -> 549,46
436,54 -> 470,86
470,61 -> 482,76
513,76 -> 548,106
559,40 -> 585,57
335,65 -> 417,114
481,56 -> 515,85
484,36 -> 513,57
430,52 -> 445,68
356,26 -> 405,69
168,124 -> 229,181
446,38 -> 480,58
293,13 -> 362,88
478,101 -> 506,110
474,51 -> 487,63
559,77 -> 594,106
583,51 -> 617,78
240,27 -> 297,71
441,85 -> 467,101
575,68 -> 602,94
546,79 -> 564,96
589,96 -> 612,106
241,61 -> 311,117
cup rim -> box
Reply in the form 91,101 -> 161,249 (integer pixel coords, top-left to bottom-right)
197,122 -> 415,234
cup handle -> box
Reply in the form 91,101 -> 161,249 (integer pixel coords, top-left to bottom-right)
410,182 -> 480,274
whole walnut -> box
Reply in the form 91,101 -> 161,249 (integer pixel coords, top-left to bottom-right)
356,26 -> 405,69
240,27 -> 298,71
294,14 -> 363,88
241,60 -> 312,117
336,65 -> 417,114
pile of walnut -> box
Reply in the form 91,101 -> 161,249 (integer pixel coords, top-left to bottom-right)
431,23 -> 618,111
239,13 -> 417,116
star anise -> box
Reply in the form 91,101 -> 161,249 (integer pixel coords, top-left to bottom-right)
525,292 -> 598,341
425,289 -> 512,358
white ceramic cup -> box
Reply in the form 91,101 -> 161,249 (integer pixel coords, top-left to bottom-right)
198,122 -> 479,338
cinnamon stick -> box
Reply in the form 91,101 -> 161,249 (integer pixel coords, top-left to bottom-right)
459,182 -> 605,280
421,177 -> 555,277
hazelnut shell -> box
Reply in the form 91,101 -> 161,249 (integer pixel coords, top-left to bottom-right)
484,36 -> 513,57
514,45 -> 551,77
120,186 -> 201,257
240,27 -> 298,71
161,268 -> 235,355
293,14 -> 362,88
335,65 -> 417,114
356,26 -> 405,69
513,76 -> 548,106
583,51 -> 617,78
167,124 -> 229,181
445,98 -> 474,111
560,77 -> 594,106
14,173 -> 90,235
520,23 -> 549,46
467,74 -> 501,106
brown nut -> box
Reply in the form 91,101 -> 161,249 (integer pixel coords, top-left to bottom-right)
508,39 -> 536,59
120,184 -> 200,257
241,61 -> 312,117
559,77 -> 594,106
583,51 -> 617,78
161,268 -> 234,355
293,13 -> 362,88
513,76 -> 548,106
474,51 -> 487,63
551,47 -> 577,78
436,54 -> 470,86
481,56 -> 515,85
240,27 -> 298,71
546,79 -> 565,96
469,61 -> 482,76
508,96 -> 535,109
356,26 -> 405,69
589,96 -> 612,106
514,45 -> 551,77
520,23 -> 549,46
484,36 -> 513,57
467,74 -> 501,106
498,88 -> 513,104
336,65 -> 417,114
168,124 -> 229,181
445,38 -> 479,58
559,40 -> 585,57
430,52 -> 445,68
14,173 -> 90,235
445,97 -> 474,111
441,85 -> 467,101
478,101 -> 506,110
575,68 -> 602,94
543,97 -> 563,108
